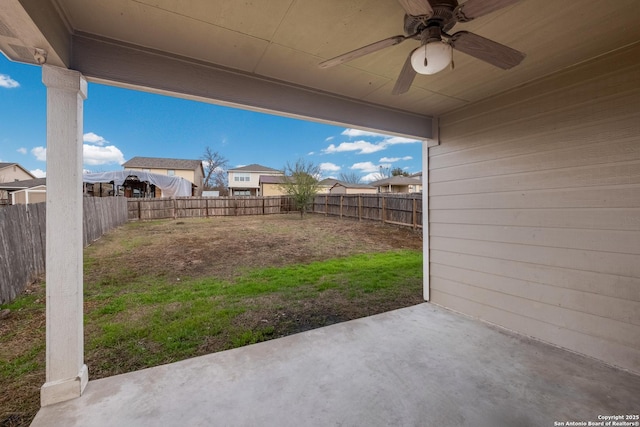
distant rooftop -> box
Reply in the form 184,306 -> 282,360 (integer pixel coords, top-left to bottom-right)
122,156 -> 203,170
331,181 -> 375,189
0,178 -> 46,190
318,178 -> 340,186
229,164 -> 282,173
259,175 -> 286,184
370,176 -> 422,187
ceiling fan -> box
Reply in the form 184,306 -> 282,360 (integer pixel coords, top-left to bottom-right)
318,0 -> 526,95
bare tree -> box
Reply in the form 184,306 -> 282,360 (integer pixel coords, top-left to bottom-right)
279,159 -> 321,218
338,172 -> 361,184
201,146 -> 228,192
370,165 -> 391,182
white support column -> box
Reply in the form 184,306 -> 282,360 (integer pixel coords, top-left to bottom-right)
423,117 -> 438,301
422,139 -> 430,302
41,65 -> 88,406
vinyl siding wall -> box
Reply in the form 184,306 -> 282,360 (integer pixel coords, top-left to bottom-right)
430,43 -> 640,373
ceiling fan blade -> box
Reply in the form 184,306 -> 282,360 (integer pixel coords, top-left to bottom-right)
454,0 -> 521,22
450,31 -> 525,69
392,51 -> 417,95
397,0 -> 433,17
319,35 -> 411,69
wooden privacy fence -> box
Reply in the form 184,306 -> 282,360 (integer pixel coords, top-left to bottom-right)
311,193 -> 422,229
127,196 -> 295,220
0,197 -> 128,304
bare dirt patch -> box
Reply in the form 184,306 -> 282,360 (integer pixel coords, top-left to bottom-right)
85,214 -> 422,282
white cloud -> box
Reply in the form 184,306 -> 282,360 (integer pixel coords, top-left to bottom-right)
31,142 -> 125,166
360,173 -> 380,183
379,156 -> 413,162
17,147 -> 27,155
308,151 -> 315,155
31,146 -> 47,161
83,145 -> 125,166
30,168 -> 46,178
0,74 -> 20,89
341,128 -> 386,138
319,162 -> 341,172
384,136 -> 421,145
83,132 -> 108,146
322,140 -> 385,155
325,136 -> 334,141
350,161 -> 391,173
322,129 -> 421,156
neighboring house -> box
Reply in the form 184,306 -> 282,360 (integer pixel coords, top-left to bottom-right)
329,182 -> 377,194
371,176 -> 422,193
122,156 -> 204,196
317,178 -> 339,194
0,178 -> 47,205
259,175 -> 287,196
0,163 -> 36,205
228,164 -> 282,196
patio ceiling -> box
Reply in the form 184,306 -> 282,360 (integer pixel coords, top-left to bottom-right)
2,0 -> 640,137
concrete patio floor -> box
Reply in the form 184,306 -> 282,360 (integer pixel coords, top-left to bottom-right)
31,303 -> 639,427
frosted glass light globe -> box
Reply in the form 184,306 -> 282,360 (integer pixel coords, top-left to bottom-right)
411,41 -> 452,75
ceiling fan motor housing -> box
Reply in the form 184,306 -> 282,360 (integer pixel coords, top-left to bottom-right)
403,0 -> 458,39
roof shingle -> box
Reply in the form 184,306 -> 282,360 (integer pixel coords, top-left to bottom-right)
122,156 -> 203,170
229,164 -> 281,173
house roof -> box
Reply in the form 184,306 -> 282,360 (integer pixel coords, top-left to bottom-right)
318,178 -> 340,187
331,182 -> 375,189
0,162 -> 36,179
370,176 -> 422,187
229,164 -> 282,173
122,156 -> 203,171
0,178 -> 46,190
259,175 -> 286,184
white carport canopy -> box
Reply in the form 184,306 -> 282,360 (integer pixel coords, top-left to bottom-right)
83,170 -> 193,198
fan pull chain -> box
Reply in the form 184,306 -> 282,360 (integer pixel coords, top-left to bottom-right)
423,44 -> 428,67
450,48 -> 455,70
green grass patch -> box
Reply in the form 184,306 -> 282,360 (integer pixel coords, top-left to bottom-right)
82,250 -> 421,372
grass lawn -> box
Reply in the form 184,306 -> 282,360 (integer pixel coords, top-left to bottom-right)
0,214 -> 423,426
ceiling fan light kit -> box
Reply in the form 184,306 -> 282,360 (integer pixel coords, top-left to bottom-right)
319,0 -> 525,95
411,41 -> 452,75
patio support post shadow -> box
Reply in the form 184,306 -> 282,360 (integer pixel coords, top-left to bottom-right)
40,65 -> 89,406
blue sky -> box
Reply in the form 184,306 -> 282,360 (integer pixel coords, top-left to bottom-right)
0,54 -> 423,182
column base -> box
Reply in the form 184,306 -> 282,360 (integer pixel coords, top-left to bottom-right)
41,364 -> 89,406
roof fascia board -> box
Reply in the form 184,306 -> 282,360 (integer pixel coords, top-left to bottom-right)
71,34 -> 433,140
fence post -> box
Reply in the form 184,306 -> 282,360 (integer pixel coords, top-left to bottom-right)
205,198 -> 209,218
358,195 -> 362,222
263,197 -> 265,215
381,195 -> 386,224
137,200 -> 141,221
412,197 -> 417,230
340,195 -> 344,219
325,195 -> 328,216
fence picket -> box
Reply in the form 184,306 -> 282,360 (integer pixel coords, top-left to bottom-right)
0,197 -> 128,304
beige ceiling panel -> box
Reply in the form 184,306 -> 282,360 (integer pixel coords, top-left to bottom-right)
57,0 -> 269,70
273,0 -> 404,58
43,0 -> 640,118
131,0 -> 294,40
256,43 -> 390,100
364,82 -> 468,116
